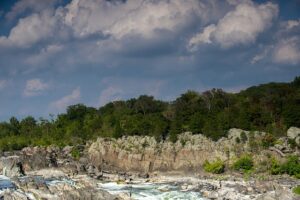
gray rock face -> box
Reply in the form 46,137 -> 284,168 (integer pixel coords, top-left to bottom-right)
1,171 -> 120,200
88,129 -> 273,173
287,127 -> 300,139
0,156 -> 24,177
21,147 -> 58,171
227,128 -> 250,141
88,127 -> 300,173
287,127 -> 300,145
89,132 -> 228,172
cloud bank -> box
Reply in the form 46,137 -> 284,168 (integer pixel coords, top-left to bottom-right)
0,0 -> 299,119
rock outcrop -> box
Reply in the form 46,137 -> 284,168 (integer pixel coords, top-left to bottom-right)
88,129 -> 285,173
0,156 -> 24,177
0,128 -> 299,200
0,169 -> 121,200
287,127 -> 300,145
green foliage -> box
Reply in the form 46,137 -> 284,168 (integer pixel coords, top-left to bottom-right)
288,139 -> 298,149
71,147 -> 81,160
271,156 -> 300,178
240,132 -> 248,143
0,77 -> 299,151
233,155 -> 254,172
270,158 -> 282,175
248,131 -> 259,152
113,123 -> 123,139
261,134 -> 275,148
169,131 -> 178,143
293,186 -> 300,195
203,159 -> 225,174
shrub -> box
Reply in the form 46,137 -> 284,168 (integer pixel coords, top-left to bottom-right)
293,186 -> 300,195
261,134 -> 275,148
203,158 -> 225,174
180,138 -> 187,147
235,137 -> 241,143
169,131 -> 178,143
71,147 -> 81,160
233,155 -> 254,172
288,139 -> 298,149
281,156 -> 300,177
270,158 -> 282,175
248,132 -> 259,152
270,156 -> 300,178
240,132 -> 248,143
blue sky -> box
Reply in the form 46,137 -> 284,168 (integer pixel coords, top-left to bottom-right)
0,0 -> 299,120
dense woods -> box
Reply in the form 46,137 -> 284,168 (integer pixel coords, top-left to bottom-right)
0,77 -> 299,151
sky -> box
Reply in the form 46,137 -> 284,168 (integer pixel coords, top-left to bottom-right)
0,0 -> 299,120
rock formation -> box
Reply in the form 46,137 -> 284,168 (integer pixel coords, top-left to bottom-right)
88,128 -> 295,173
287,127 -> 300,145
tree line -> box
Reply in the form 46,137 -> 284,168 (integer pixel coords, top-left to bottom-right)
0,77 -> 299,151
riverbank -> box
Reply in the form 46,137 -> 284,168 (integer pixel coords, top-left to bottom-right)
0,127 -> 299,199
1,167 -> 299,200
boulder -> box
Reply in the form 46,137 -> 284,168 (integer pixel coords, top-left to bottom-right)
228,128 -> 249,141
2,190 -> 29,200
287,127 -> 300,140
0,156 -> 24,177
62,146 -> 73,156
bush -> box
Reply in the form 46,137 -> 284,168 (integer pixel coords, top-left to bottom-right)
293,186 -> 300,195
270,156 -> 300,178
270,158 -> 282,175
240,132 -> 248,143
288,139 -> 298,149
233,155 -> 254,172
71,147 -> 81,160
281,156 -> 300,177
261,134 -> 275,148
203,158 -> 225,174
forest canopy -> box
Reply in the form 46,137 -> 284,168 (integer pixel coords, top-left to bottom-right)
0,77 -> 299,151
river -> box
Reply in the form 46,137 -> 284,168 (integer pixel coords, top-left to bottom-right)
98,182 -> 206,200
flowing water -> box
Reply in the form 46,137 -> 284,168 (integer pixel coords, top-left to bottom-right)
0,175 -> 206,199
98,182 -> 207,200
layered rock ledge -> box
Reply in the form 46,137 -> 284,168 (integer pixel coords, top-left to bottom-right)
88,128 -> 299,173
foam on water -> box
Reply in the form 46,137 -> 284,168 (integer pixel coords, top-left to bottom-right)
45,178 -> 76,186
98,182 -> 206,200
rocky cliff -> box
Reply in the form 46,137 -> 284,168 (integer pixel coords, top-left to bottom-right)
88,128 -> 299,173
0,128 -> 299,200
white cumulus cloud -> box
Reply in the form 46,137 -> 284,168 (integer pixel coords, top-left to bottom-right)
188,1 -> 278,49
286,19 -> 300,30
0,10 -> 58,48
0,0 -> 219,48
5,0 -> 61,21
24,78 -> 49,97
273,37 -> 300,65
25,44 -> 64,66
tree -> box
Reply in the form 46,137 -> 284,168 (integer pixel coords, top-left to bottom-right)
113,122 -> 123,139
9,117 -> 20,135
20,116 -> 37,135
133,95 -> 166,115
